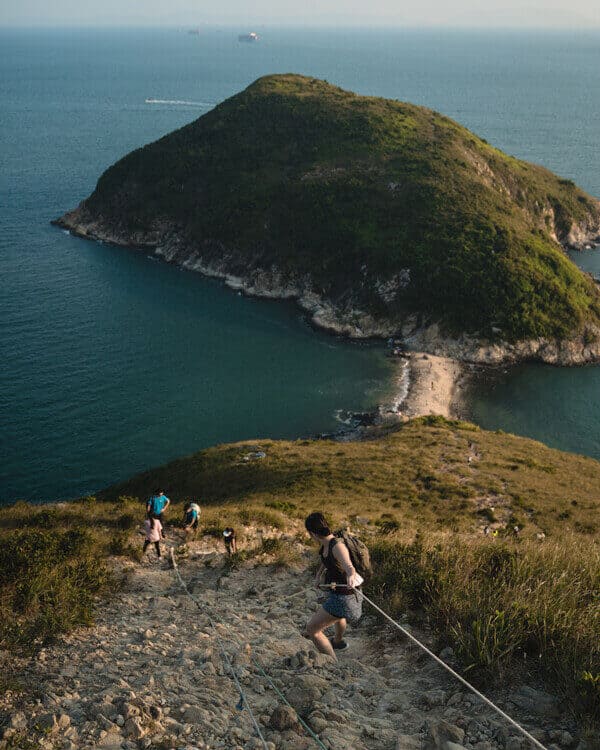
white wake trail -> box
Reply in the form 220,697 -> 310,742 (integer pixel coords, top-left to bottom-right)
145,98 -> 213,107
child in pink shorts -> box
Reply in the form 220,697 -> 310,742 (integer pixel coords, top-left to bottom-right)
143,517 -> 162,558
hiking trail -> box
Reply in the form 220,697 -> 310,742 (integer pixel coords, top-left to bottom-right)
0,529 -> 582,750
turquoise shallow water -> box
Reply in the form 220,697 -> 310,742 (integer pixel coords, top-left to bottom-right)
1,27 -> 600,502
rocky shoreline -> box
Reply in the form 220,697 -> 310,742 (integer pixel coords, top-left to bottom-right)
53,208 -> 600,368
52,209 -> 600,435
311,354 -> 466,445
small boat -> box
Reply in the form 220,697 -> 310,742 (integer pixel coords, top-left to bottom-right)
238,32 -> 259,42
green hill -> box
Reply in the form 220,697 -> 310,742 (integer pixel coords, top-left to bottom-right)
57,74 -> 600,343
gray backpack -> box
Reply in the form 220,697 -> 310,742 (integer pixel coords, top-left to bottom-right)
334,529 -> 373,582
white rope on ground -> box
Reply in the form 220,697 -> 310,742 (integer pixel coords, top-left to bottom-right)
169,549 -> 269,750
225,578 -> 550,750
170,551 -> 329,750
171,545 -> 548,750
206,606 -> 330,750
348,587 -> 550,750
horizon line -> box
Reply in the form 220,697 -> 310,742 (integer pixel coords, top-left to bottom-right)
1,22 -> 600,31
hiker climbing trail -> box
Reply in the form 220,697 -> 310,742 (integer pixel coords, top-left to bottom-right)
0,532 -> 581,750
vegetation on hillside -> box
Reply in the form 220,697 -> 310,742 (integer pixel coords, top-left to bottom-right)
79,74 -> 600,340
370,535 -> 599,726
0,499 -> 140,652
101,416 -> 600,540
1,419 -> 598,724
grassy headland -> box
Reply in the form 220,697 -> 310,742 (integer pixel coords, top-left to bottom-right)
1,418 -> 598,724
57,74 -> 600,344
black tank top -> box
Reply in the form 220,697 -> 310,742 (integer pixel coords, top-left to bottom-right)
319,538 -> 347,585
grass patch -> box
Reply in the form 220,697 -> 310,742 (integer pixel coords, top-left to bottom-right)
2,417 -> 600,727
0,498 -> 143,651
101,419 -> 600,540
235,507 -> 286,529
265,500 -> 298,514
370,535 -> 600,723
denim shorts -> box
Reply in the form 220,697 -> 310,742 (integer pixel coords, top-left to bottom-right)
322,590 -> 363,624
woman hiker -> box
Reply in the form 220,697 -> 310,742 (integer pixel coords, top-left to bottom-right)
303,512 -> 363,658
143,515 -> 163,559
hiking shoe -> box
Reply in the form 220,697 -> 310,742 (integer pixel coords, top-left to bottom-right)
329,638 -> 348,651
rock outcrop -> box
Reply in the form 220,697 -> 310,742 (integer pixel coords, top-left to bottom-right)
55,208 -> 600,366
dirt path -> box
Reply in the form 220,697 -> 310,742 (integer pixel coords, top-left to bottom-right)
0,533 -> 580,750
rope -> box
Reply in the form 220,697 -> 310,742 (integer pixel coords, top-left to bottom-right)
170,549 -> 269,750
231,579 -> 549,750
248,660 -> 329,750
171,545 -> 548,750
351,587 -> 549,750
171,551 -> 329,750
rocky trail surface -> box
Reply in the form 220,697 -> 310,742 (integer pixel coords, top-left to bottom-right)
0,532 -> 584,750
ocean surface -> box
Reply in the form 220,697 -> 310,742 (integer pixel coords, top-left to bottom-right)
1,27 -> 600,502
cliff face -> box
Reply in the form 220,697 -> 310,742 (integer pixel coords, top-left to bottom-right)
55,74 -> 600,360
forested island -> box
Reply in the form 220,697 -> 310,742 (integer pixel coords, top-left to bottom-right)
55,74 -> 600,363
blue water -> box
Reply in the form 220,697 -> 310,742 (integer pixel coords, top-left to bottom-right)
2,28 -> 600,502
467,248 -> 600,460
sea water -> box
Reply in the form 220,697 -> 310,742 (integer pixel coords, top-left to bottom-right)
1,27 -> 599,502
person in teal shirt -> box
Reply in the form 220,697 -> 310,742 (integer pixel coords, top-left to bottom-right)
146,489 -> 170,538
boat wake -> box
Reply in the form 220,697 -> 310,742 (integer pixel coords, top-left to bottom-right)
145,98 -> 213,108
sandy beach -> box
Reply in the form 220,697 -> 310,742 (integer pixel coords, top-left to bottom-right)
399,352 -> 465,419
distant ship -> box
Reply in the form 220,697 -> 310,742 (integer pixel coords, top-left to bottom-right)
238,32 -> 259,42
188,28 -> 200,35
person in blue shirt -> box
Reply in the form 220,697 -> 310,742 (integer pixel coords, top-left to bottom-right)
183,502 -> 200,538
146,489 -> 170,539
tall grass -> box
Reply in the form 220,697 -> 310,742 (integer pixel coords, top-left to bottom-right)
0,497 -> 143,651
0,528 -> 112,650
370,535 -> 600,722
2,418 -> 599,728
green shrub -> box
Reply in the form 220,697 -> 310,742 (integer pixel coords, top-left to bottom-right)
265,500 -> 297,513
477,507 -> 497,523
236,508 -> 285,529
115,512 -> 138,530
0,527 -> 112,651
202,523 -> 224,538
261,537 -> 285,554
375,516 -> 400,534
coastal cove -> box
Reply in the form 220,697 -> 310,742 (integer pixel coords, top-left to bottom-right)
2,27 -> 600,502
0,234 -> 396,504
